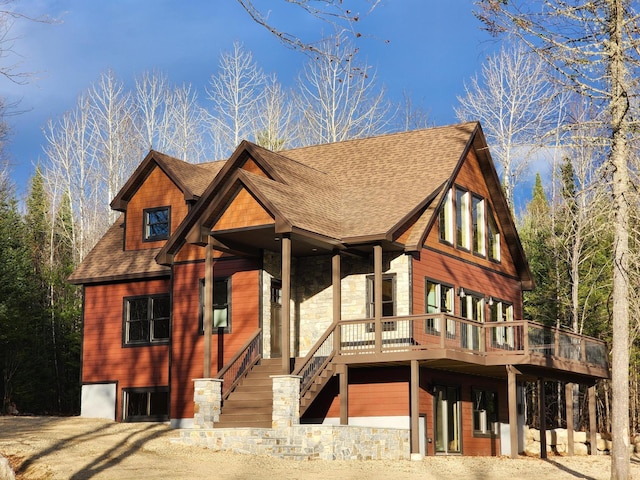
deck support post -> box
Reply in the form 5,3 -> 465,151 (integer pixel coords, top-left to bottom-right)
281,235 -> 291,374
340,365 -> 348,425
538,378 -> 547,459
589,384 -> 597,455
374,244 -> 383,353
410,360 -> 421,457
332,251 -> 341,353
203,236 -> 213,378
507,365 -> 519,459
565,382 -> 574,456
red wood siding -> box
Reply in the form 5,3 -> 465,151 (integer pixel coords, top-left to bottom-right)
125,166 -> 189,251
170,257 -> 261,419
213,187 -> 274,231
82,279 -> 170,421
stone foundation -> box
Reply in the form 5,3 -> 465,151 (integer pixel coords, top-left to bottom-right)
524,427 -> 615,456
192,378 -> 223,429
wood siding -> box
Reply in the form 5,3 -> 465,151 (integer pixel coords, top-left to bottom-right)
213,187 -> 274,231
170,257 -> 261,419
241,158 -> 270,177
82,279 -> 171,421
125,166 -> 189,251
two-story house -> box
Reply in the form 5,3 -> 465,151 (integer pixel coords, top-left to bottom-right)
69,122 -> 608,457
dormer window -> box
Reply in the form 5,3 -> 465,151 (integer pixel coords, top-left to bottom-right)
144,207 -> 170,241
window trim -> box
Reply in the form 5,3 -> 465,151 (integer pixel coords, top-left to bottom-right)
199,277 -> 232,335
123,294 -> 170,346
122,386 -> 169,422
143,206 -> 171,242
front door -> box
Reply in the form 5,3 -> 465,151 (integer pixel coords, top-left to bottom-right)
434,386 -> 461,454
270,280 -> 282,358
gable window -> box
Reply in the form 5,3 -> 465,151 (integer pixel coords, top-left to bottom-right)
425,279 -> 455,336
456,188 -> 470,250
472,195 -> 485,256
438,189 -> 453,244
487,205 -> 500,262
123,387 -> 169,422
472,389 -> 498,436
124,295 -> 170,345
366,274 -> 396,332
144,207 -> 170,241
199,277 -> 231,334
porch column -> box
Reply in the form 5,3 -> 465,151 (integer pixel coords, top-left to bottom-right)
589,384 -> 597,455
565,382 -> 574,456
281,235 -> 291,374
332,251 -> 341,352
538,378 -> 547,459
374,244 -> 383,353
410,360 -> 421,458
340,365 -> 349,425
203,236 -> 213,378
507,365 -> 518,459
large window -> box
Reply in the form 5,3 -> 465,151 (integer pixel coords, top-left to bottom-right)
490,299 -> 514,348
487,205 -> 500,261
425,279 -> 455,336
472,195 -> 485,256
472,389 -> 498,436
123,387 -> 169,422
460,290 -> 484,350
438,189 -> 453,243
124,295 -> 170,345
366,274 -> 396,332
199,277 -> 231,334
456,188 -> 470,249
143,207 -> 170,241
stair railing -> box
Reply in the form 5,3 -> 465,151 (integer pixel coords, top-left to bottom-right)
216,328 -> 262,400
293,324 -> 336,397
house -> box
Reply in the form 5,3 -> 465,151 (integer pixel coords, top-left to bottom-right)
69,122 -> 608,458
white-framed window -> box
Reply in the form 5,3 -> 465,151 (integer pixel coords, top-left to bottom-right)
472,195 -> 485,256
123,295 -> 170,345
456,188 -> 470,250
438,189 -> 453,244
425,279 -> 455,336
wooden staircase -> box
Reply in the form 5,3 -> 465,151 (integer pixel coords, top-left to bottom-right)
215,358 -> 281,428
299,360 -> 336,416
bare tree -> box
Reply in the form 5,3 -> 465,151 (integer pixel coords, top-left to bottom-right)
395,89 -> 430,132
166,82 -> 207,162
476,2 -> 638,476
253,74 -> 294,151
134,70 -> 172,152
455,43 -> 561,209
295,33 -> 390,145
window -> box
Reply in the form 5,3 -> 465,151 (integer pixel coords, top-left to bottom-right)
366,274 -> 396,332
456,188 -> 470,249
472,389 -> 498,436
425,280 -> 455,336
490,299 -> 514,348
124,295 -> 170,345
472,195 -> 485,256
144,207 -> 170,241
438,189 -> 453,243
199,277 -> 231,334
460,290 -> 484,350
123,387 -> 169,422
487,205 -> 500,261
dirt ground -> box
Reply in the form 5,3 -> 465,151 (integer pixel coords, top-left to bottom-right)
0,417 -> 639,480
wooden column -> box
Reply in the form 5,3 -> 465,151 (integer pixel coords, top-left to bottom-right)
565,382 -> 574,456
538,378 -> 547,459
281,236 -> 291,374
374,244 -> 383,353
203,236 -> 213,378
410,360 -> 420,455
507,365 -> 518,459
332,251 -> 341,353
589,384 -> 597,455
340,366 -> 349,425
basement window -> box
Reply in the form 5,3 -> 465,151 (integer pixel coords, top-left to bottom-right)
472,389 -> 498,436
123,387 -> 169,422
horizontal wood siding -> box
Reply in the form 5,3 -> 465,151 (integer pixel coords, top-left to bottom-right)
171,257 -> 261,419
83,279 -> 170,421
126,166 -> 189,251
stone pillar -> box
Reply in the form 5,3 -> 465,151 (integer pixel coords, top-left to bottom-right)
193,378 -> 223,428
271,375 -> 301,429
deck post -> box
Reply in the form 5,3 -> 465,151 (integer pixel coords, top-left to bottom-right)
203,236 -> 213,378
332,251 -> 341,353
507,365 -> 518,459
374,244 -> 383,353
281,235 -> 291,374
565,382 -> 574,456
538,378 -> 547,459
340,365 -> 348,425
410,360 -> 421,458
589,384 -> 597,455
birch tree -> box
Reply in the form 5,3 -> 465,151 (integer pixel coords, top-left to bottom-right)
166,83 -> 207,162
134,70 -> 172,153
475,2 -> 638,476
253,74 -> 294,151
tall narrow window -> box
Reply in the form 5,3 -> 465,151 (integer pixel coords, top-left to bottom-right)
199,277 -> 231,334
472,389 -> 498,436
425,280 -> 454,335
487,205 -> 500,261
438,189 -> 453,243
144,207 -> 170,241
490,300 -> 514,348
124,295 -> 170,345
366,274 -> 396,332
460,291 -> 484,350
472,195 -> 485,256
456,188 -> 470,249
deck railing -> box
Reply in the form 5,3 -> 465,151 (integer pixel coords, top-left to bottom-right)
293,326 -> 335,396
216,329 -> 262,400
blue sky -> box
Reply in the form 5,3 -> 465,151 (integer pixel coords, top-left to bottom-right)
1,0 -> 499,197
